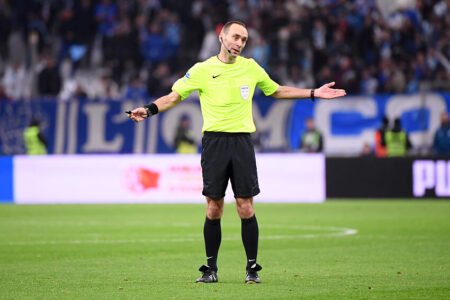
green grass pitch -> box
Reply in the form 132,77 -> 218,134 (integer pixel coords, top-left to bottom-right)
0,201 -> 448,299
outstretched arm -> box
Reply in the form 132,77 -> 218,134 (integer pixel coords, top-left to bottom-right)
271,82 -> 346,100
128,91 -> 182,122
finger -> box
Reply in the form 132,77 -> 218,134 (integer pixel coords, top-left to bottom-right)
331,89 -> 345,94
327,81 -> 335,87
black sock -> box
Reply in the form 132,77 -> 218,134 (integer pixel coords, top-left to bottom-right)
203,217 -> 221,271
241,214 -> 259,270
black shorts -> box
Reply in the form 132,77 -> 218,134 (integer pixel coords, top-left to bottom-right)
201,131 -> 260,199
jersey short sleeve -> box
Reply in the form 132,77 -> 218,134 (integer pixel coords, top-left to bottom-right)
172,63 -> 204,100
252,59 -> 279,96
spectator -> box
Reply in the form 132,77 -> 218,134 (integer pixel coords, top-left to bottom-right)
163,11 -> 181,59
312,19 -> 327,74
38,56 -> 61,97
58,77 -> 88,101
335,56 -> 358,93
433,112 -> 450,156
385,118 -> 412,157
58,6 -> 77,65
360,68 -> 378,95
248,33 -> 270,70
72,0 -> 97,67
405,69 -> 420,93
300,118 -> 323,153
228,0 -> 250,23
147,62 -> 173,97
0,0 -> 11,60
123,74 -> 148,100
105,16 -> 140,83
74,0 -> 96,46
140,21 -> 169,64
94,0 -> 118,37
360,143 -> 373,157
316,66 -> 334,87
0,81 -> 7,99
283,65 -> 312,89
23,118 -> 47,155
199,26 -> 222,61
374,116 -> 389,157
89,69 -> 120,99
2,60 -> 29,100
174,116 -> 197,154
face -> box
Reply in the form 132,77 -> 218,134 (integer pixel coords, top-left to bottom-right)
442,112 -> 449,124
306,119 -> 314,130
221,24 -> 248,57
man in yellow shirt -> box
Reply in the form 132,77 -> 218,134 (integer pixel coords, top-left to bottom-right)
129,21 -> 346,284
23,119 -> 47,155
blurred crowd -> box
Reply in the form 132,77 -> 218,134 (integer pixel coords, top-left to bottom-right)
0,0 -> 449,101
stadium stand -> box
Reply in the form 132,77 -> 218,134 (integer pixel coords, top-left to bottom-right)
0,0 -> 448,101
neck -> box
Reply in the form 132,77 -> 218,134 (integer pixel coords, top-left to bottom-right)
217,48 -> 238,64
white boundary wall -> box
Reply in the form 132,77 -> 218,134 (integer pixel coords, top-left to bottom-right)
14,154 -> 325,204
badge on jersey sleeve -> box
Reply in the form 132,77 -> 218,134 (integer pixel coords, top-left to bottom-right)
240,85 -> 249,100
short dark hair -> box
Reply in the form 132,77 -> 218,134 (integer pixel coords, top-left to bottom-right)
222,21 -> 247,34
30,118 -> 40,127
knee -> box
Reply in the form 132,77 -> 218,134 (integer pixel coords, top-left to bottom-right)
236,201 -> 254,219
206,198 -> 224,219
207,206 -> 222,219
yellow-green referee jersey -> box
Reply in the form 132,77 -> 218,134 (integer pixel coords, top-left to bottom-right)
172,56 -> 279,133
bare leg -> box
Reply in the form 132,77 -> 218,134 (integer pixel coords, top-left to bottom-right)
235,197 -> 254,219
206,196 -> 224,219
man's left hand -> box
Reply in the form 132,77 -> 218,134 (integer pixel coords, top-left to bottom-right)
315,82 -> 346,99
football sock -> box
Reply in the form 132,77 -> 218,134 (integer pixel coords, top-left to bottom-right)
204,217 -> 221,271
241,214 -> 259,269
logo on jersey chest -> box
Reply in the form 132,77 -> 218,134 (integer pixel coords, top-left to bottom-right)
240,85 -> 249,100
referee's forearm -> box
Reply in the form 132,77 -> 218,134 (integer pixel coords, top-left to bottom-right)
151,92 -> 182,113
271,86 -> 313,100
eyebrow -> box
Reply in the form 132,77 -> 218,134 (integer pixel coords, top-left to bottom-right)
233,33 -> 248,41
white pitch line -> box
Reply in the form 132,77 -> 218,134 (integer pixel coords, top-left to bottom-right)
0,226 -> 357,246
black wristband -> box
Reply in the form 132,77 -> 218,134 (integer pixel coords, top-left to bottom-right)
311,89 -> 315,101
144,103 -> 159,118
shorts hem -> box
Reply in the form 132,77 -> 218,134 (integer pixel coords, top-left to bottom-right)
233,191 -> 260,198
202,192 -> 226,199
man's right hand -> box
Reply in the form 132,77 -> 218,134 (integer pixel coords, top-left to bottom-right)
128,107 -> 148,122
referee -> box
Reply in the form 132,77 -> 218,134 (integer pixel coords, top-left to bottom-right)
128,21 -> 346,284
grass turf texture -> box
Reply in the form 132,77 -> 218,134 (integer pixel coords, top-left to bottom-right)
0,201 -> 448,299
